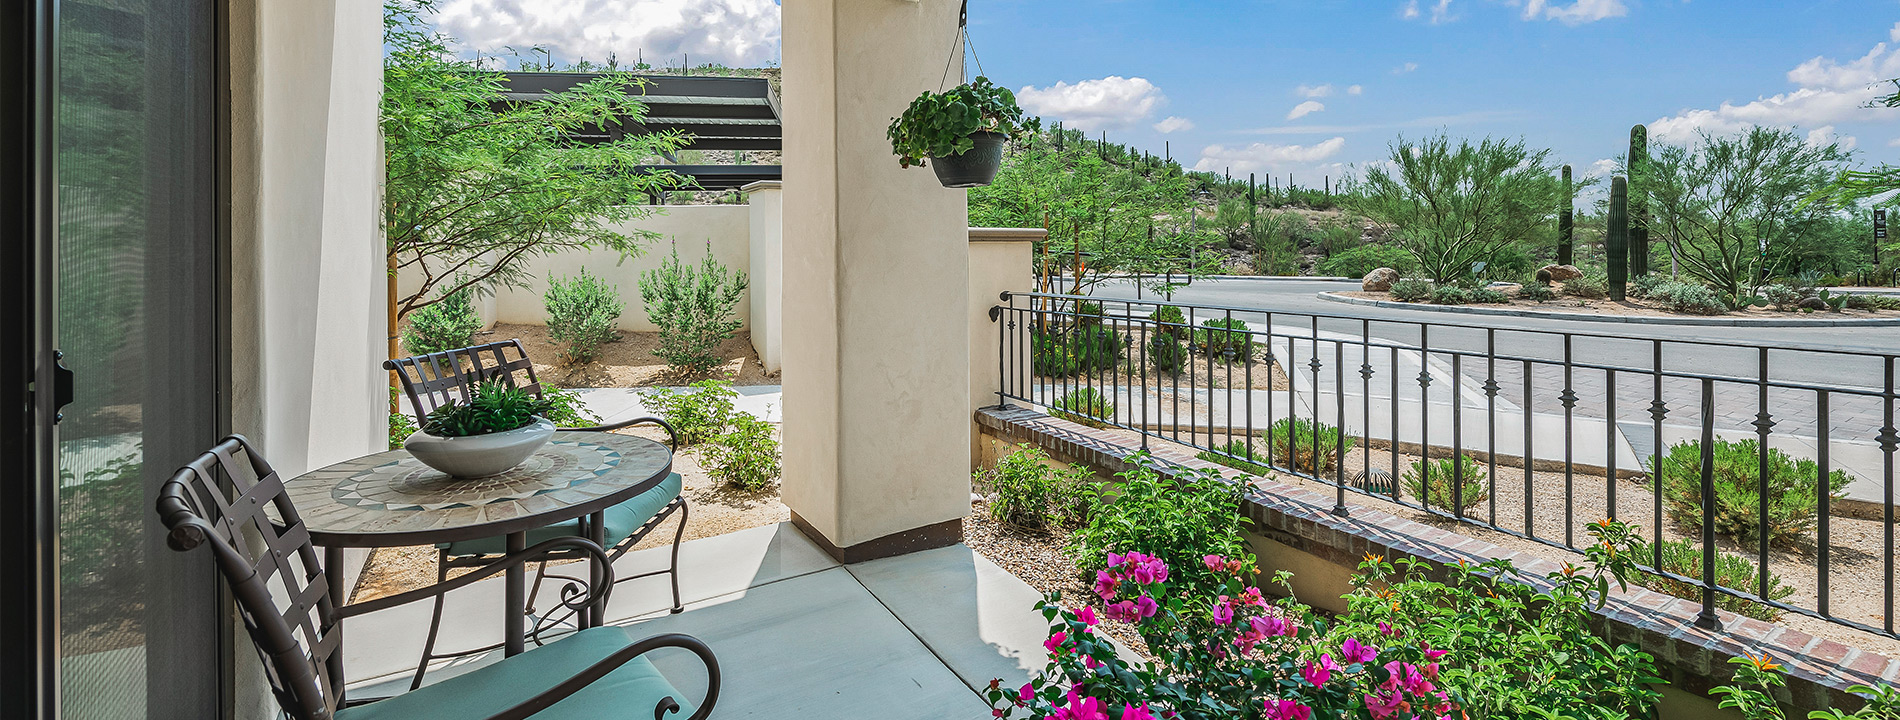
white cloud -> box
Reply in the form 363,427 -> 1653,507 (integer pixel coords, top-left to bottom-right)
1017,76 -> 1168,132
1808,125 -> 1858,150
1587,158 -> 1619,178
1153,116 -> 1196,134
1287,101 -> 1326,121
1297,84 -> 1335,98
1651,24 -> 1900,143
1519,0 -> 1628,25
1402,0 -> 1454,24
1194,138 -> 1348,175
1347,85 -> 1365,96
1886,137 -> 1900,148
432,0 -> 781,68
1394,62 -> 1420,75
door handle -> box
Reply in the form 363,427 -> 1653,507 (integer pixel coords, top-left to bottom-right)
52,349 -> 73,424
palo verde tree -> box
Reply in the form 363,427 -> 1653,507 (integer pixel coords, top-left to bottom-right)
1639,126 -> 1850,306
383,0 -> 689,324
1349,134 -> 1570,283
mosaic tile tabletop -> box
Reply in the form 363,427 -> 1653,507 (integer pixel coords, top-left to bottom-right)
284,432 -> 672,545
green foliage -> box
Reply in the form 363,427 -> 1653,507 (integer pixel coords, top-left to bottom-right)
1350,134 -> 1571,283
383,0 -> 688,317
1403,455 -> 1490,512
1645,279 -> 1727,315
640,380 -> 738,445
1468,287 -> 1510,304
543,268 -> 622,364
978,445 -> 1096,531
1845,293 -> 1900,310
1190,318 -> 1253,358
1033,326 -> 1124,377
1714,653 -> 1900,720
1196,439 -> 1273,476
1428,284 -> 1471,305
1317,243 -> 1416,278
390,387 -> 419,449
401,289 -> 484,355
637,245 -> 749,373
1657,438 -> 1850,546
1518,282 -> 1557,302
1563,273 -> 1608,299
58,451 -> 146,636
1147,334 -> 1187,376
1149,304 -> 1187,336
422,379 -> 554,438
886,76 -> 1039,168
1050,387 -> 1116,429
1070,452 -> 1251,596
1266,418 -> 1354,475
539,386 -> 601,428
704,412 -> 780,491
1390,278 -> 1432,302
1630,537 -> 1794,622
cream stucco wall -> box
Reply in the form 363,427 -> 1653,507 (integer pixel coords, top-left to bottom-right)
745,182 -> 784,374
968,229 -> 1039,464
782,0 -> 973,550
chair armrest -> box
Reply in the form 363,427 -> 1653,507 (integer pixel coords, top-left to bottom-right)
562,416 -> 678,451
479,632 -> 721,720
335,536 -> 615,620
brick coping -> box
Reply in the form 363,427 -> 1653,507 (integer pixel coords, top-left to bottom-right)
976,405 -> 1897,711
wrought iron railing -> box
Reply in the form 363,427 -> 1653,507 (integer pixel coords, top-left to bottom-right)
990,290 -> 1900,640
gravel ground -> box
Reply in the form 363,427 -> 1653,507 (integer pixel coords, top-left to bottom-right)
963,499 -> 1154,659
481,324 -> 779,388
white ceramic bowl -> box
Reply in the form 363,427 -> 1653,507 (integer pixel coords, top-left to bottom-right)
404,417 -> 556,479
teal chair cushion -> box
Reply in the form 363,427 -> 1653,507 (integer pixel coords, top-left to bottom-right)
442,472 -> 683,558
337,627 -> 693,720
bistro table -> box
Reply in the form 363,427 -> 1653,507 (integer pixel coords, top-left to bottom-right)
284,431 -> 674,656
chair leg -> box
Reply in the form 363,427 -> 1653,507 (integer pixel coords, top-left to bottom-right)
668,500 -> 689,614
411,550 -> 453,691
524,560 -> 549,616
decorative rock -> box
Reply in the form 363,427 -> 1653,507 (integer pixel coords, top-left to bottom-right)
1363,267 -> 1401,292
1538,264 -> 1584,282
1798,296 -> 1831,311
1488,282 -> 1523,295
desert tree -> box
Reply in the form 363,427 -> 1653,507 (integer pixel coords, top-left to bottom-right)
1350,134 -> 1570,283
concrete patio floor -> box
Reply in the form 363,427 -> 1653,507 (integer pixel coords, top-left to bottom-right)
342,522 -> 1077,718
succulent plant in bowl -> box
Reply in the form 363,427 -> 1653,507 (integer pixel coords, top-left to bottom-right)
404,380 -> 558,478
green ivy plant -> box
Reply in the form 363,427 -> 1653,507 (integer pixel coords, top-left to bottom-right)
422,380 -> 554,438
704,412 -> 780,491
640,380 -> 739,445
886,76 -> 1040,168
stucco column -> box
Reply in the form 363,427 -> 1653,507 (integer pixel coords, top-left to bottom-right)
782,0 -> 971,560
743,180 -> 784,375
968,228 -> 1040,467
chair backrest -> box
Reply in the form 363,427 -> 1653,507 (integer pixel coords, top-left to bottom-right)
386,339 -> 545,428
157,435 -> 345,720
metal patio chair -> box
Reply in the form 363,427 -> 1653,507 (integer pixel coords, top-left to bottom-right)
157,435 -> 720,720
386,339 -> 691,687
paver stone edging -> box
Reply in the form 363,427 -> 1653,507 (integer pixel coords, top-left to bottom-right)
1317,291 -> 1900,327
974,404 -> 1898,711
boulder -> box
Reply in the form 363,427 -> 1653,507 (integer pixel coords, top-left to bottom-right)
1537,264 -> 1584,282
1798,296 -> 1831,311
1487,282 -> 1523,295
1362,267 -> 1401,292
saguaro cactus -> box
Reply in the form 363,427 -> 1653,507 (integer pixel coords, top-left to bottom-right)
1607,176 -> 1629,301
1628,125 -> 1650,277
1559,165 -> 1574,266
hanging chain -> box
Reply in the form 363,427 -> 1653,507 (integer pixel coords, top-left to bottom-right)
939,0 -> 982,90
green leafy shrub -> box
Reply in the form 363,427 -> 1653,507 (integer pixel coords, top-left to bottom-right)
540,386 -> 601,428
704,412 -> 780,491
1072,300 -> 1106,326
638,245 -> 749,373
1647,280 -> 1728,315
1070,452 -> 1251,596
1264,418 -> 1354,474
544,268 -> 623,363
389,387 -> 419,449
1757,283 -> 1801,310
887,76 -> 1039,168
1050,387 -> 1116,428
1190,318 -> 1253,358
1562,273 -> 1608,299
1149,305 -> 1187,338
1468,287 -> 1510,304
1033,326 -> 1124,377
1713,654 -> 1900,720
1390,278 -> 1432,302
401,289 -> 483,355
1195,439 -> 1272,475
978,445 -> 1096,531
1316,243 -> 1416,278
1518,281 -> 1557,302
640,380 -> 738,445
1845,293 -> 1900,311
1631,537 -> 1794,622
1428,284 -> 1471,305
1402,454 -> 1490,512
1656,438 -> 1850,546
422,379 -> 554,437
1147,334 -> 1186,376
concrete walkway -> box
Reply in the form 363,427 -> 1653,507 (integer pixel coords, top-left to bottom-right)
571,385 -> 783,424
343,523 -> 1078,718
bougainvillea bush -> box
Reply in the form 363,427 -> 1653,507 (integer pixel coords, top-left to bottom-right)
992,521 -> 1665,720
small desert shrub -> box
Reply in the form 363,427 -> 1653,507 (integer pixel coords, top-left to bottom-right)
704,412 -> 780,491
1050,387 -> 1116,428
1628,274 -> 1669,300
1403,455 -> 1490,512
540,386 -> 601,428
640,379 -> 738,445
544,269 -> 623,364
1148,334 -> 1186,376
401,289 -> 483,355
1316,243 -> 1416,278
1390,278 -> 1432,303
979,445 -> 1095,531
1149,305 -> 1188,338
1647,280 -> 1727,315
389,387 -> 419,450
638,244 -> 749,373
1034,327 -> 1123,377
1071,452 -> 1251,597
1757,284 -> 1802,310
1631,537 -> 1795,622
1845,293 -> 1900,311
1429,284 -> 1471,305
1562,273 -> 1608,299
1191,318 -> 1253,358
1656,438 -> 1850,546
1264,418 -> 1354,475
1518,282 -> 1557,302
1468,287 -> 1511,304
1073,300 -> 1106,326
1196,439 -> 1272,476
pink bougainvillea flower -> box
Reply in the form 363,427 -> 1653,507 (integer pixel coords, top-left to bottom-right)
1120,703 -> 1156,720
1128,560 -> 1163,585
1104,600 -> 1141,623
1261,699 -> 1313,720
1105,552 -> 1125,569
1363,691 -> 1406,720
1074,605 -> 1098,628
1300,658 -> 1332,688
1250,614 -> 1292,638
1135,594 -> 1160,619
1340,637 -> 1378,665
1211,597 -> 1235,626
1043,631 -> 1067,656
1380,661 -> 1405,693
1203,554 -> 1226,572
1093,571 -> 1120,601
1421,643 -> 1448,661
1052,687 -> 1108,720
1377,621 -> 1398,638
1239,586 -> 1266,607
1084,653 -> 1103,670
1018,682 -> 1035,704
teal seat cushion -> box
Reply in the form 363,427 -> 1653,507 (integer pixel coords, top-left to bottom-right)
443,473 -> 683,558
337,627 -> 694,720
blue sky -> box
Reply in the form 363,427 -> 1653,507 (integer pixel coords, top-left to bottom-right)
431,0 -> 1900,191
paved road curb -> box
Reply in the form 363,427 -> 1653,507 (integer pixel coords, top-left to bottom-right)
1316,291 -> 1900,327
1196,275 -> 1358,283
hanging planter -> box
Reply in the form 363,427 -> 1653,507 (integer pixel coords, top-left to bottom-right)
887,76 -> 1040,189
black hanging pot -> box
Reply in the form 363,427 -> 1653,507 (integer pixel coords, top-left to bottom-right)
931,131 -> 1007,188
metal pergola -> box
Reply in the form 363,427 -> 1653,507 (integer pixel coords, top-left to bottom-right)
500,72 -> 783,191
